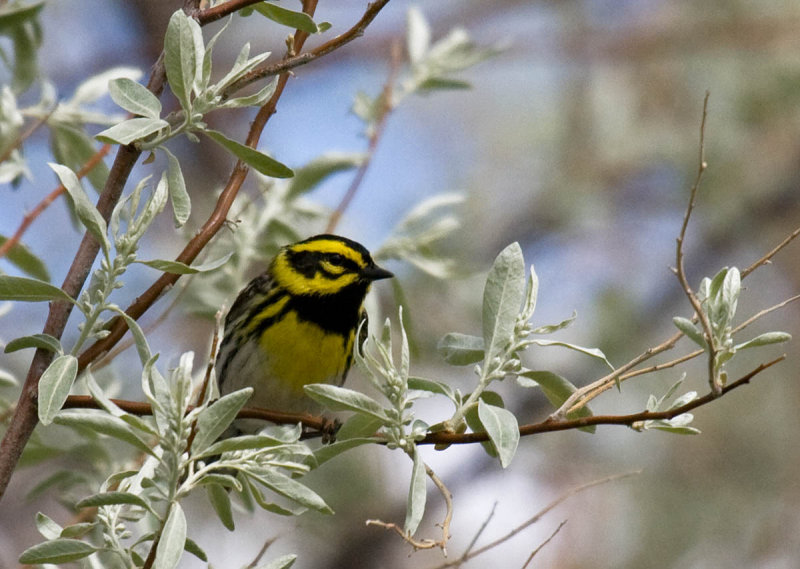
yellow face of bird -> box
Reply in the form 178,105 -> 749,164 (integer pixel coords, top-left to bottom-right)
270,235 -> 393,297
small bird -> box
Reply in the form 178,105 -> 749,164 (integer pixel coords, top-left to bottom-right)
215,234 -> 393,420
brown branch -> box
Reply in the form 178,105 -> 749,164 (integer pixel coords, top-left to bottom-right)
0,144 -> 112,261
197,0 -> 265,25
326,39 -> 402,233
224,0 -> 392,97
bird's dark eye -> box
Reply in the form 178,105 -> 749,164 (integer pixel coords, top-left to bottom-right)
328,253 -> 345,265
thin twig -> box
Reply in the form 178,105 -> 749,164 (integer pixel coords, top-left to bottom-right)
741,225 -> 800,278
0,106 -> 55,164
431,471 -> 638,569
245,536 -> 280,569
673,92 -> 720,395
366,460 -> 453,553
520,520 -> 568,569
326,39 -> 402,233
0,144 -> 112,261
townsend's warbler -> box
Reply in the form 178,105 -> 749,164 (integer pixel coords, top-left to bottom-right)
215,234 -> 393,419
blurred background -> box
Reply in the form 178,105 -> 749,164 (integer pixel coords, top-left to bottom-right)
1,1 -> 799,567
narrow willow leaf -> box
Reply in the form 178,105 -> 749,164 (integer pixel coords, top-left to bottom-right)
135,252 -> 232,274
437,332 -> 484,365
191,388 -> 253,454
184,538 -> 208,562
0,235 -> 49,281
311,437 -> 375,468
477,399 -> 519,468
49,163 -> 110,254
108,77 -> 162,118
529,339 -> 614,370
155,504 -> 187,569
164,10 -> 200,110
18,539 -> 97,565
35,512 -> 63,540
107,307 -> 152,365
0,369 -> 18,387
38,354 -> 78,426
50,123 -> 110,192
0,275 -> 75,303
286,152 -> 365,199
255,554 -> 298,569
254,3 -> 321,33
95,117 -> 169,145
406,6 -> 431,64
404,446 -> 427,536
197,432 -> 287,458
204,130 -> 294,178
4,333 -> 62,354
672,316 -> 707,349
407,377 -> 457,404
162,147 -> 190,227
304,384 -> 388,422
60,522 -> 97,539
76,491 -> 152,512
206,483 -> 235,531
734,331 -> 792,351
220,76 -> 278,109
483,243 -> 525,362
53,412 -> 155,456
517,370 -> 595,433
248,468 -> 332,514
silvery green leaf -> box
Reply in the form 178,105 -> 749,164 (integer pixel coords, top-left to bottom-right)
59,522 -> 96,539
517,370 -> 595,432
70,66 -> 142,106
722,267 -> 741,317
645,394 -> 658,412
287,152 -> 365,199
4,333 -> 62,355
404,446 -> 427,536
164,10 -> 201,110
76,491 -> 152,512
254,554 -> 298,569
49,163 -> 110,255
196,474 -> 241,492
254,3 -> 322,33
199,16 -> 231,92
95,117 -> 169,145
0,234 -> 50,281
197,432 -> 288,458
482,242 -> 525,362
529,339 -> 614,370
304,384 -> 388,422
184,538 -> 207,562
38,354 -> 78,426
668,391 -> 698,410
49,123 -> 110,191
53,411 -> 155,456
399,307 -> 410,381
477,399 -> 519,468
135,252 -> 232,275
18,539 -> 98,565
191,388 -> 253,454
0,369 -> 18,388
108,78 -> 161,118
206,483 -> 234,531
155,504 -> 187,569
204,129 -> 293,178
417,77 -> 472,91
219,76 -> 277,109
162,148 -> 190,227
84,368 -> 157,436
437,332 -> 484,366
311,438 -> 375,468
35,512 -> 62,540
672,316 -> 707,348
407,377 -> 457,404
530,311 -> 576,335
734,331 -> 792,350
248,468 -> 332,514
107,306 -> 151,365
0,275 -> 75,303
406,6 -> 431,64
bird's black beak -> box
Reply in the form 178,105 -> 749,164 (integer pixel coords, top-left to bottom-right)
362,264 -> 394,281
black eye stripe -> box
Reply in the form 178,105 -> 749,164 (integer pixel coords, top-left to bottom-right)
288,250 -> 361,278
